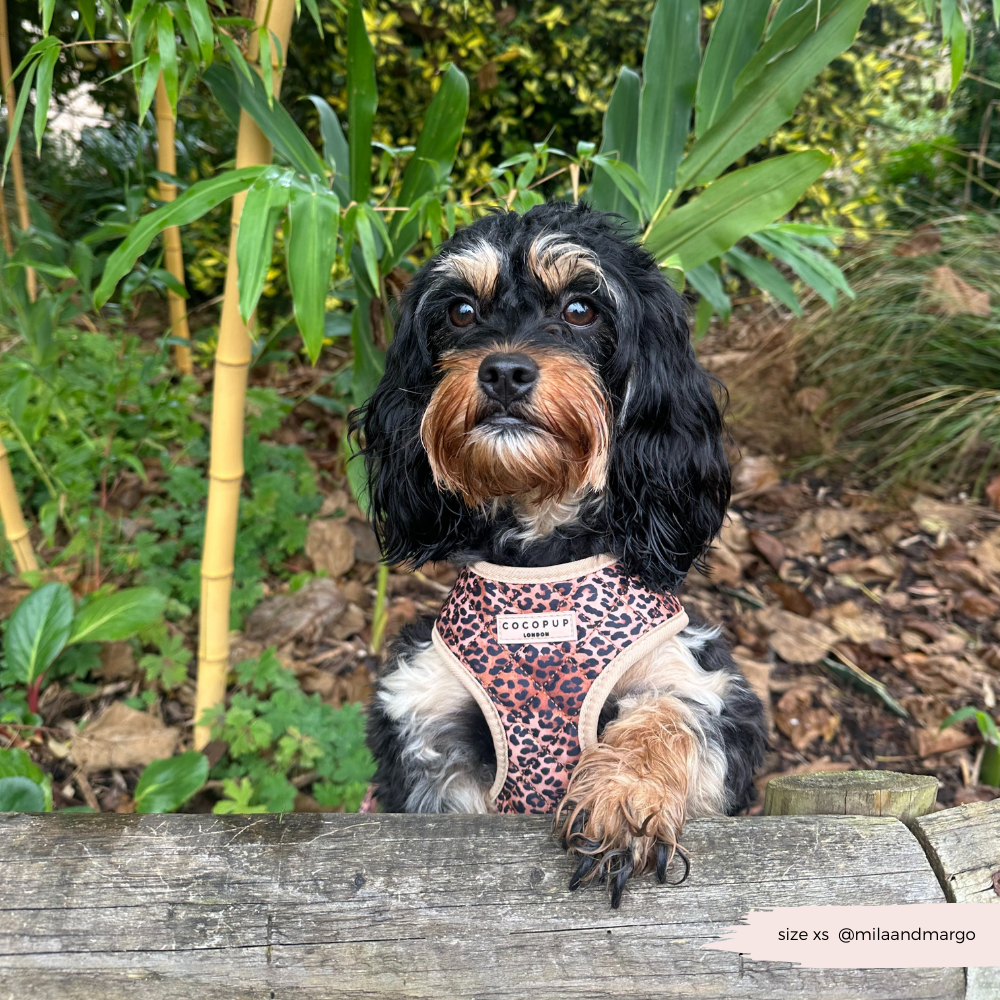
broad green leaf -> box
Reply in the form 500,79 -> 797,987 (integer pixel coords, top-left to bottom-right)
590,156 -> 645,220
304,95 -> 350,201
750,226 -> 853,306
0,747 -> 49,785
940,0 -> 956,34
128,0 -> 154,39
68,587 -> 166,645
171,5 -> 200,68
134,752 -> 209,813
940,705 -> 982,730
187,0 -> 214,64
79,0 -> 97,35
349,292 -> 385,409
137,50 -> 162,124
677,0 -> 867,189
724,245 -> 802,315
386,63 -> 469,267
767,0 -> 809,39
347,0 -> 377,203
204,65 -> 327,179
237,168 -> 293,323
0,777 -> 46,812
288,185 -> 340,363
696,0 -> 771,138
686,262 -> 732,321
948,9 -> 967,94
40,0 -> 55,34
353,208 -> 380,293
637,0 -> 701,209
644,150 -> 831,271
4,582 -> 74,687
157,6 -> 178,111
94,165 -> 267,307
586,66 -> 641,222
2,60 -> 37,184
32,39 -> 60,155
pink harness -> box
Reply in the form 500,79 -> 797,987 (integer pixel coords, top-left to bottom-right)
432,555 -> 688,814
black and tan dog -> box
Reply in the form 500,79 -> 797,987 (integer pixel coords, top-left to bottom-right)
354,202 -> 766,907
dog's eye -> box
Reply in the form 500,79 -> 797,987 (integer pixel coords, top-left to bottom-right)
563,301 -> 596,326
449,301 -> 476,327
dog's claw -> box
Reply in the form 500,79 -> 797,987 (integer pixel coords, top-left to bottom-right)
609,856 -> 634,909
656,843 -> 670,884
569,854 -> 598,890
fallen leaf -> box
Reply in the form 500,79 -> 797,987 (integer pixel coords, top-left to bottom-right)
892,225 -> 942,257
97,642 -> 139,682
775,685 -> 841,751
346,519 -> 381,564
719,510 -> 750,553
70,702 -> 179,774
766,580 -> 815,617
331,602 -> 366,640
759,607 -> 839,664
815,508 -> 867,539
0,580 -> 30,617
733,654 -> 773,734
245,578 -> 347,647
973,530 -> 1000,574
707,542 -> 744,587
987,476 -> 1000,511
900,694 -> 951,729
749,529 -> 786,571
318,489 -> 350,518
958,589 -> 999,621
829,601 -> 888,644
794,386 -> 828,414
913,726 -> 975,757
305,519 -> 356,577
894,652 -> 984,696
733,455 -> 780,495
922,265 -> 991,317
911,494 -> 978,534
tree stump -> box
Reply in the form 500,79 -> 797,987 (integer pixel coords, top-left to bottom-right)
764,770 -> 939,821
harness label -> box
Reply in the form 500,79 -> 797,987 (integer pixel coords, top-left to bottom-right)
495,612 -> 577,644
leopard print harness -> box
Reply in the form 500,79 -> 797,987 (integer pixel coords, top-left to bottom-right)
432,554 -> 688,814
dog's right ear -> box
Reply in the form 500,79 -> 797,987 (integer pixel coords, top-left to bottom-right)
349,290 -> 472,568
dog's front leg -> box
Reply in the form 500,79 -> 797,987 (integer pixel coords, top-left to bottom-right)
554,695 -> 714,907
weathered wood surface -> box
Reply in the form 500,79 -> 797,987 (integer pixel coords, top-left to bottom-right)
912,798 -> 1000,1000
0,813 -> 962,1000
764,770 -> 939,820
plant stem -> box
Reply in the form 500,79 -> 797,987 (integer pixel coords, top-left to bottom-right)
370,562 -> 389,653
194,0 -> 297,751
0,434 -> 38,572
154,73 -> 193,376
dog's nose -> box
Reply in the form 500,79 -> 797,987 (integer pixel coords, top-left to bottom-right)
477,353 -> 538,407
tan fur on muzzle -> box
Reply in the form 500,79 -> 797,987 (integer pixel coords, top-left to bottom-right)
420,345 -> 609,507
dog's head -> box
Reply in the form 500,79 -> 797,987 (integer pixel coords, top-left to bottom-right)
356,203 -> 729,591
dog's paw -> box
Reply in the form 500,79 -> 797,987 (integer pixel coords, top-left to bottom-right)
553,742 -> 690,908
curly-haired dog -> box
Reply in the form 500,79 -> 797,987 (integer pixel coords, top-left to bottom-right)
355,202 -> 767,907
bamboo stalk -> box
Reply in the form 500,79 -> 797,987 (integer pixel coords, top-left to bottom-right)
0,0 -> 36,301
0,435 -> 38,573
154,74 -> 193,376
194,0 -> 297,749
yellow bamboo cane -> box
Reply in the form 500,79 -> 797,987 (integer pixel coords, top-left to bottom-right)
194,0 -> 296,749
0,0 -> 36,302
0,435 -> 38,573
154,74 -> 193,376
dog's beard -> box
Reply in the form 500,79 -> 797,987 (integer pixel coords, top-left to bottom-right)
420,344 -> 610,508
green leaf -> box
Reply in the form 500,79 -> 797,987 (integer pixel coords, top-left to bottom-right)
677,0 -> 868,189
637,0 -> 701,209
287,184 -> 340,363
696,0 -> 771,138
982,744 -> 1000,787
750,226 -> 853,307
138,50 -> 162,124
187,0 -> 214,64
0,776 -> 46,812
304,95 -> 350,201
157,5 -> 178,111
347,0 -> 377,203
134,752 -> 209,813
40,0 -> 55,34
724,245 -> 802,315
237,168 -> 293,323
686,262 -> 732,322
586,66 -> 641,222
79,0 -> 97,35
4,582 -> 74,687
591,156 -> 646,220
2,59 -> 37,184
644,150 -> 831,270
940,0 -> 956,34
0,747 -> 48,784
257,25 -> 274,107
386,63 -> 469,267
32,40 -> 60,156
353,207 -> 380,293
768,0 -> 807,38
948,8 -> 967,94
68,587 -> 166,645
349,291 -> 385,409
94,165 -> 267,307
204,64 -> 327,180
218,31 -> 253,83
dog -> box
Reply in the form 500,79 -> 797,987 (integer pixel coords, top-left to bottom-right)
355,202 -> 767,907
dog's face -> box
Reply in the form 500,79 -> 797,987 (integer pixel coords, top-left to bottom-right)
357,203 -> 730,592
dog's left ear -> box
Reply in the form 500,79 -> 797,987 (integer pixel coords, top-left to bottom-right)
602,271 -> 730,592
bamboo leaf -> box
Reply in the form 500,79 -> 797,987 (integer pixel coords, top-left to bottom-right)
2,60 -> 38,184
68,587 -> 166,644
354,208 -> 380,293
940,0 -> 956,34
157,6 -> 178,111
686,262 -> 732,321
137,50 -> 161,124
32,42 -> 60,156
287,185 -> 340,363
237,168 -> 293,323
218,31 -> 253,82
80,0 -> 97,37
40,0 -> 55,34
304,95 -> 350,201
347,0 -> 377,203
257,25 -> 274,107
386,63 -> 469,267
637,0 -> 701,209
128,0 -> 153,38
678,0 -> 867,189
302,0 -> 324,35
644,150 -> 831,270
724,245 -> 803,315
186,0 -> 215,64
94,165 -> 267,307
5,583 -> 73,687
586,66 -> 641,222
696,0 -> 771,138
948,8 -> 967,93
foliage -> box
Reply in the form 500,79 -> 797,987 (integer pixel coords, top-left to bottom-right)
133,751 -> 209,812
0,747 -> 53,811
206,649 -> 375,814
941,706 -> 1000,786
802,212 -> 1000,491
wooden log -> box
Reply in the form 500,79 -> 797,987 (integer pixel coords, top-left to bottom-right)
912,797 -> 1000,1000
0,812 -> 960,1000
764,770 -> 939,821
